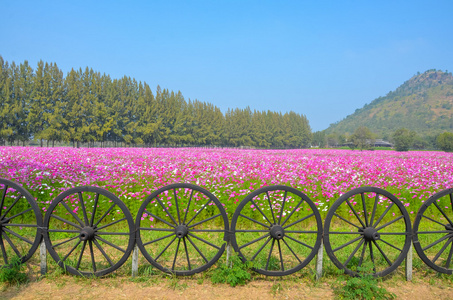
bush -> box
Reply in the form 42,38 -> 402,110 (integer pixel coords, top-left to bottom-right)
210,255 -> 252,287
0,256 -> 28,285
437,132 -> 453,152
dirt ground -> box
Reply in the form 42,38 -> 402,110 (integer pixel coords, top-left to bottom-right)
2,275 -> 453,300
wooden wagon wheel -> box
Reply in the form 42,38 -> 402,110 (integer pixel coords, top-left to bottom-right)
0,178 -> 43,267
230,185 -> 323,276
43,186 -> 135,277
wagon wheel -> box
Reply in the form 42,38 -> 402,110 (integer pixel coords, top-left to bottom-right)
230,185 -> 323,276
0,178 -> 43,267
136,183 -> 229,275
413,188 -> 453,274
324,187 -> 411,277
43,186 -> 134,277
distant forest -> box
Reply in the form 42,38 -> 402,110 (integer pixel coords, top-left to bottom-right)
0,56 -> 311,148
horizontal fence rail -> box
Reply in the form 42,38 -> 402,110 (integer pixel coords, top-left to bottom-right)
0,178 -> 452,279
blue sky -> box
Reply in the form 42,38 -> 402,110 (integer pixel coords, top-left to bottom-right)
1,0 -> 452,131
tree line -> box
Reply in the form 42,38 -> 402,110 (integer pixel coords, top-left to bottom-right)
0,56 -> 311,148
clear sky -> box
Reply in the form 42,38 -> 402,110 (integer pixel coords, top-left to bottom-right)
1,0 -> 452,131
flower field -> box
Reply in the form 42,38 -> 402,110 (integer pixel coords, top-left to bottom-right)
1,146 -> 452,218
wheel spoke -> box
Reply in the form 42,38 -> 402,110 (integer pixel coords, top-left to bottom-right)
379,238 -> 403,252
422,234 -> 451,251
236,213 -> 270,229
142,233 -> 174,246
4,223 -> 38,227
78,192 -> 89,225
95,236 -> 126,253
3,227 -> 33,245
172,239 -> 181,270
281,197 -> 305,227
373,240 -> 392,266
48,229 -> 81,233
433,201 -> 453,226
89,240 -> 96,272
139,227 -> 174,232
248,198 -> 273,226
60,201 -> 85,227
2,232 -> 21,256
187,233 -> 220,250
0,236 -> 7,264
445,242 -> 453,269
284,235 -> 314,250
155,236 -> 176,261
266,191 -> 277,224
373,203 -> 394,228
186,198 -> 213,226
416,230 -> 451,234
155,195 -> 178,226
93,239 -> 113,267
346,198 -> 366,228
421,215 -> 446,227
333,236 -> 363,253
144,209 -> 176,228
235,229 -> 269,233
285,230 -> 319,234
90,193 -> 100,226
76,241 -> 87,270
62,239 -> 81,262
52,236 -> 80,249
277,239 -> 284,271
251,237 -> 271,260
173,189 -> 181,225
238,233 -> 269,250
1,194 -> 22,219
95,232 -> 130,235
282,238 -> 302,264
96,217 -> 127,231
3,208 -> 33,223
0,185 -> 7,214
333,213 -> 362,229
51,213 -> 83,229
328,231 -> 362,235
358,241 -> 367,268
369,194 -> 379,226
278,191 -> 288,224
186,235 -> 209,263
375,215 -> 404,231
343,239 -> 365,267
183,238 -> 191,270
182,189 -> 194,224
188,213 -> 222,228
283,213 -> 314,229
369,241 -> 377,273
432,238 -> 452,264
265,239 -> 276,270
361,193 -> 369,227
93,203 -> 116,228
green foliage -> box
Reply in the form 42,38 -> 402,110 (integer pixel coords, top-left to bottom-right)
437,131 -> 453,152
0,55 -> 312,148
333,265 -> 395,300
352,126 -> 375,150
392,128 -> 416,151
210,255 -> 252,287
0,256 -> 28,285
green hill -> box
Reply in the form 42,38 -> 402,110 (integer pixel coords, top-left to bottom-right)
325,70 -> 453,140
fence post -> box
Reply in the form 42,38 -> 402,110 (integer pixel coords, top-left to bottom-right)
132,243 -> 139,277
406,242 -> 412,281
226,240 -> 232,267
40,239 -> 47,275
316,239 -> 323,280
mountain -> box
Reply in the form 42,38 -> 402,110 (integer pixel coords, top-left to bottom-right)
325,70 -> 453,140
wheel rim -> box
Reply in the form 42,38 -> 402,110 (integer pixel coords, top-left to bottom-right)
0,179 -> 43,267
324,187 -> 411,277
43,186 -> 134,277
413,188 -> 453,274
136,183 -> 229,275
231,185 -> 323,276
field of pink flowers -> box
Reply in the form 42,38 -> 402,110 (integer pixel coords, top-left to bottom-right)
1,146 -> 452,217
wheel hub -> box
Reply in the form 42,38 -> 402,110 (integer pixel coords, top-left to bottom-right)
361,227 -> 380,241
175,225 -> 189,238
79,226 -> 95,241
270,225 -> 285,240
446,223 -> 453,231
